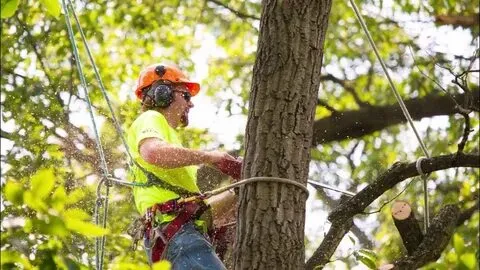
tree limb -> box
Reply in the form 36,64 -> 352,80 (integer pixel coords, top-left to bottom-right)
0,129 -> 14,140
305,153 -> 480,269
435,13 -> 480,28
207,0 -> 260,20
314,188 -> 374,248
320,74 -> 369,107
387,204 -> 460,270
312,89 -> 480,146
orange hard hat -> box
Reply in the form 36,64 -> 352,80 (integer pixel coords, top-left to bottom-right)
134,64 -> 200,100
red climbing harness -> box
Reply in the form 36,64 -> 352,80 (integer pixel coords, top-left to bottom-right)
145,199 -> 210,262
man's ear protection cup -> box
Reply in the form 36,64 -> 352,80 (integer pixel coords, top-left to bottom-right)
149,81 -> 174,108
141,65 -> 174,108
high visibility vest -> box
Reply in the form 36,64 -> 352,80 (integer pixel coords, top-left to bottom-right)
127,110 -> 201,222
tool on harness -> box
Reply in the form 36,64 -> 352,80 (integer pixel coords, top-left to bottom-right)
127,216 -> 147,250
145,199 -> 210,262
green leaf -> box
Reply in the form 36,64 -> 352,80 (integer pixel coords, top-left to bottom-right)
460,253 -> 476,269
24,218 -> 32,233
354,251 -> 377,269
453,234 -> 465,254
40,0 -> 61,18
65,189 -> 86,205
423,262 -> 448,270
51,186 -> 67,212
358,249 -> 378,260
65,218 -> 109,237
310,148 -> 322,160
63,208 -> 90,221
152,260 -> 171,270
34,216 -> 68,237
4,180 -> 24,205
30,168 -> 55,199
0,250 -> 33,269
24,190 -> 48,212
0,0 -> 19,19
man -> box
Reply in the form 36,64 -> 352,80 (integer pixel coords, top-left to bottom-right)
127,63 -> 236,269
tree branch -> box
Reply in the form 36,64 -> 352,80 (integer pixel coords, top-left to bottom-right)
314,188 -> 373,249
385,204 -> 460,270
207,0 -> 260,20
312,89 -> 480,146
317,99 -> 338,113
305,153 -> 480,269
0,129 -> 14,140
435,13 -> 480,28
320,74 -> 369,107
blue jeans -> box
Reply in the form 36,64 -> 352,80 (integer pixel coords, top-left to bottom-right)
145,222 -> 226,270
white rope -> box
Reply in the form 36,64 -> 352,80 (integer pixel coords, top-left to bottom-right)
60,1 -> 111,268
307,180 -> 356,197
202,176 -> 310,198
348,0 -> 431,231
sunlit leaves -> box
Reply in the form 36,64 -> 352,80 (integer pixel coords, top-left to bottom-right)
460,253 -> 477,269
353,249 -> 378,269
0,250 -> 33,269
4,181 -> 24,204
453,233 -> 465,254
40,0 -> 61,18
1,0 -> 478,269
65,218 -> 109,237
0,0 -> 19,18
31,168 -> 56,199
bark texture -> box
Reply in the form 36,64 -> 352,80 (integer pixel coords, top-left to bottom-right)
390,204 -> 461,270
234,0 -> 332,269
312,89 -> 480,145
305,153 -> 479,269
391,201 -> 424,255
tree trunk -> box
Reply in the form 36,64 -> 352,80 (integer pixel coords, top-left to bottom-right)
234,1 -> 332,269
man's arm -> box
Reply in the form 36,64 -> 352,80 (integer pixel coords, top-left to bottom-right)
139,137 -> 234,169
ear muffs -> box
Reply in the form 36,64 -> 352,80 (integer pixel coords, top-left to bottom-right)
146,80 -> 174,108
141,65 -> 173,108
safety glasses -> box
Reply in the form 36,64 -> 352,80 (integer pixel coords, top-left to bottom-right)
174,90 -> 191,102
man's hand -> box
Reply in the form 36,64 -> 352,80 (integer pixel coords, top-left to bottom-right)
206,151 -> 236,165
212,156 -> 243,180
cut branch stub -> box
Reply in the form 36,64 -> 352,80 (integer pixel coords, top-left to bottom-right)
386,204 -> 460,270
391,200 -> 424,255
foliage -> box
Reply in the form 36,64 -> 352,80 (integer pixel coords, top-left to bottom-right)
1,0 -> 478,269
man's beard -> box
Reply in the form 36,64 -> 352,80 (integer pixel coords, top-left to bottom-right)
180,110 -> 189,127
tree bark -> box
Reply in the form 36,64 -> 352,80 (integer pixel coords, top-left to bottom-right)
312,89 -> 480,145
435,13 -> 480,28
305,153 -> 479,269
388,204 -> 461,270
234,1 -> 332,269
391,201 -> 423,255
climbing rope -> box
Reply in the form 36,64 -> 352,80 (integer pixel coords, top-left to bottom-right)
307,180 -> 355,197
61,1 -> 364,268
67,0 -> 135,170
60,1 -> 111,268
349,0 -> 431,231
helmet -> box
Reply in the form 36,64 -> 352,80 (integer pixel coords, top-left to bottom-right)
134,64 -> 200,100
